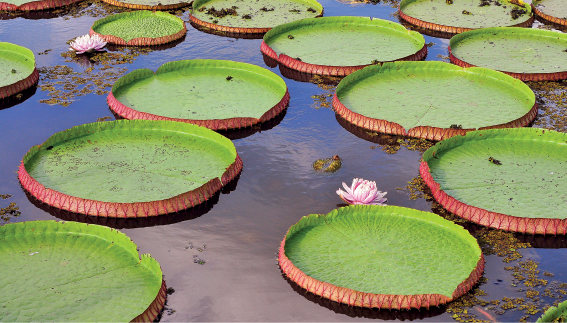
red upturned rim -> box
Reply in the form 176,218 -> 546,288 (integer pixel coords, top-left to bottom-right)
332,92 -> 538,141
261,41 -> 428,77
278,232 -> 485,310
189,10 -> 324,35
531,3 -> 567,26
0,68 -> 39,100
449,46 -> 567,81
100,0 -> 189,10
89,25 -> 187,46
108,88 -> 290,131
18,151 -> 243,218
398,5 -> 535,34
0,0 -> 82,10
420,161 -> 567,235
132,279 -> 167,322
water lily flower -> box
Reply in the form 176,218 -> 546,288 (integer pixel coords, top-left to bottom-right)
69,34 -> 107,54
336,178 -> 387,205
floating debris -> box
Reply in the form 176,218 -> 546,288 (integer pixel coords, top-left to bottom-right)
312,155 -> 342,173
0,194 -> 21,225
206,7 -> 238,18
511,8 -> 527,20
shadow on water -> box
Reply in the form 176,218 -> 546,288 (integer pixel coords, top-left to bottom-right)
218,108 -> 287,140
24,173 -> 241,229
105,35 -> 188,52
335,114 -> 405,146
281,273 -> 446,320
111,105 -> 287,141
428,189 -> 567,249
190,22 -> 265,40
397,20 -> 456,40
0,6 -> 75,20
0,85 -> 38,111
534,16 -> 567,32
514,233 -> 567,249
262,53 -> 345,84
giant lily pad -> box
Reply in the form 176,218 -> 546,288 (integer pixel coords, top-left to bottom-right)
532,0 -> 567,27
0,220 -> 166,322
101,0 -> 188,10
90,11 -> 187,46
279,205 -> 484,309
420,128 -> 567,235
333,61 -> 537,141
18,120 -> 243,218
262,17 -> 427,77
537,299 -> 567,322
190,0 -> 323,34
0,0 -> 81,10
0,42 -> 39,99
108,60 -> 289,130
450,27 -> 567,81
399,0 -> 533,34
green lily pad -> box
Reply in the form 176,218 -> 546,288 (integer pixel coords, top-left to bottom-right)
190,0 -> 323,32
109,60 -> 289,130
19,120 -> 242,217
450,27 -> 567,80
0,42 -> 38,99
421,128 -> 567,234
262,16 -> 426,75
91,11 -> 186,44
0,220 -> 164,322
399,0 -> 533,33
334,61 -> 536,140
533,0 -> 567,26
279,205 -> 484,309
537,299 -> 567,322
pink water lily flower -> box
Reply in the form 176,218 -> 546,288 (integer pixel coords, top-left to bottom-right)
69,34 -> 107,54
336,178 -> 387,205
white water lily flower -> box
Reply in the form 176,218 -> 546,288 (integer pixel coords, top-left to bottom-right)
336,178 -> 387,205
69,34 -> 107,54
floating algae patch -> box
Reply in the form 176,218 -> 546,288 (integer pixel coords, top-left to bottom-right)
312,155 -> 342,173
0,194 -> 20,225
309,75 -> 339,110
528,81 -> 567,133
369,137 -> 435,155
38,47 -> 153,107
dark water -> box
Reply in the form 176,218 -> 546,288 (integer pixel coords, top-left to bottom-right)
2,1 -> 567,321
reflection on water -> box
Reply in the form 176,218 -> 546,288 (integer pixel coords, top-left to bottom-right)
217,108 -> 288,140
190,22 -> 266,40
24,171 -> 240,229
105,34 -> 187,52
282,273 -> 447,320
0,85 -> 37,111
25,190 -> 221,229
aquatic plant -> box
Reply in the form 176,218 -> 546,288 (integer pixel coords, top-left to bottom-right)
336,178 -> 387,205
69,34 -> 107,54
279,205 -> 484,310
